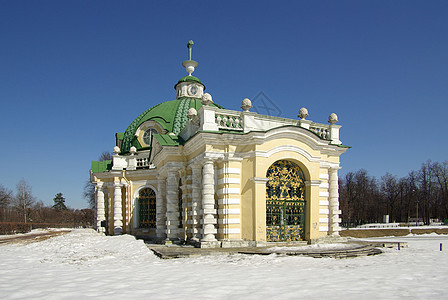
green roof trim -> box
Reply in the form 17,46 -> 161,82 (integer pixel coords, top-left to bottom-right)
153,134 -> 182,146
91,160 -> 112,173
116,132 -> 124,140
332,143 -> 351,148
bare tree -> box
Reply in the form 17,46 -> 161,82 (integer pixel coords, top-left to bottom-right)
339,172 -> 355,226
431,161 -> 448,220
83,180 -> 96,209
417,160 -> 438,224
0,185 -> 13,222
380,173 -> 401,221
339,169 -> 379,226
13,179 -> 35,223
84,151 -> 112,209
353,169 -> 377,224
98,151 -> 112,161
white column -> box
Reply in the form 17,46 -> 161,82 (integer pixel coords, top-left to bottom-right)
165,168 -> 179,240
191,164 -> 202,241
122,182 -> 129,232
329,167 -> 342,235
113,182 -> 123,235
180,173 -> 187,241
218,165 -> 228,240
156,175 -> 167,239
202,159 -> 217,242
95,182 -> 105,233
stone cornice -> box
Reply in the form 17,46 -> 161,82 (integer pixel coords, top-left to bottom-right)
250,177 -> 269,183
305,180 -> 322,186
239,145 -> 321,163
320,162 -> 341,169
123,168 -> 158,177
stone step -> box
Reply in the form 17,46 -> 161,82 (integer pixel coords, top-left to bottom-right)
147,243 -> 383,259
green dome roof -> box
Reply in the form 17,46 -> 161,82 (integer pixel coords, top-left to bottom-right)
174,75 -> 205,90
120,97 -> 223,153
177,75 -> 202,84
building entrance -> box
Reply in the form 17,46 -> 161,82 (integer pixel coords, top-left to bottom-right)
266,160 -> 306,241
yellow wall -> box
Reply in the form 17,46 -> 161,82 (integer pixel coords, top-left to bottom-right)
94,128 -> 343,242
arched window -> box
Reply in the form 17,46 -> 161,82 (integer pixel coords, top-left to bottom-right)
138,188 -> 156,228
142,128 -> 158,146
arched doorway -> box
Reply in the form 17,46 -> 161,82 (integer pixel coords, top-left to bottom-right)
266,160 -> 306,241
138,188 -> 156,228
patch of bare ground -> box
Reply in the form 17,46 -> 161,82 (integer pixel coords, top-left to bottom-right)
411,228 -> 448,235
341,228 -> 448,238
340,229 -> 409,238
0,230 -> 71,245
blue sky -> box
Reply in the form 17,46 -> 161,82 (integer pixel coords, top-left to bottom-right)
1,1 -> 447,209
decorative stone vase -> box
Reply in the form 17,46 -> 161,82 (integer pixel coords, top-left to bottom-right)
328,113 -> 338,125
187,107 -> 198,120
113,146 -> 121,155
201,93 -> 213,106
298,107 -> 309,120
241,98 -> 252,112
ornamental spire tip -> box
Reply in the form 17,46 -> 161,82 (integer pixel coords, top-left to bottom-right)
187,40 -> 194,60
183,40 -> 198,76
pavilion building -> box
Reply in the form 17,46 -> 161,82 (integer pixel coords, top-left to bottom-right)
90,41 -> 349,247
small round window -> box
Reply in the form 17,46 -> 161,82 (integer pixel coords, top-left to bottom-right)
189,85 -> 198,96
143,129 -> 157,146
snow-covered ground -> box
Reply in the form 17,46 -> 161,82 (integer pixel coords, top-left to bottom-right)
0,229 -> 447,299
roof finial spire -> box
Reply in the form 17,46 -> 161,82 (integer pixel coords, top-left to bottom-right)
182,40 -> 198,76
187,40 -> 194,60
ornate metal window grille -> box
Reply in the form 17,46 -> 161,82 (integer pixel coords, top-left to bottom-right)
266,160 -> 306,241
138,188 -> 156,228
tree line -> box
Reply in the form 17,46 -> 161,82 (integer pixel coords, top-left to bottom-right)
3,157 -> 446,230
0,179 -> 94,227
339,160 -> 448,227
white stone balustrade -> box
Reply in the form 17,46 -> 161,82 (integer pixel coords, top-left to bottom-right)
215,112 -> 243,130
199,105 -> 218,131
136,157 -> 149,168
112,152 -> 154,171
178,106 -> 341,145
310,124 -> 330,140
